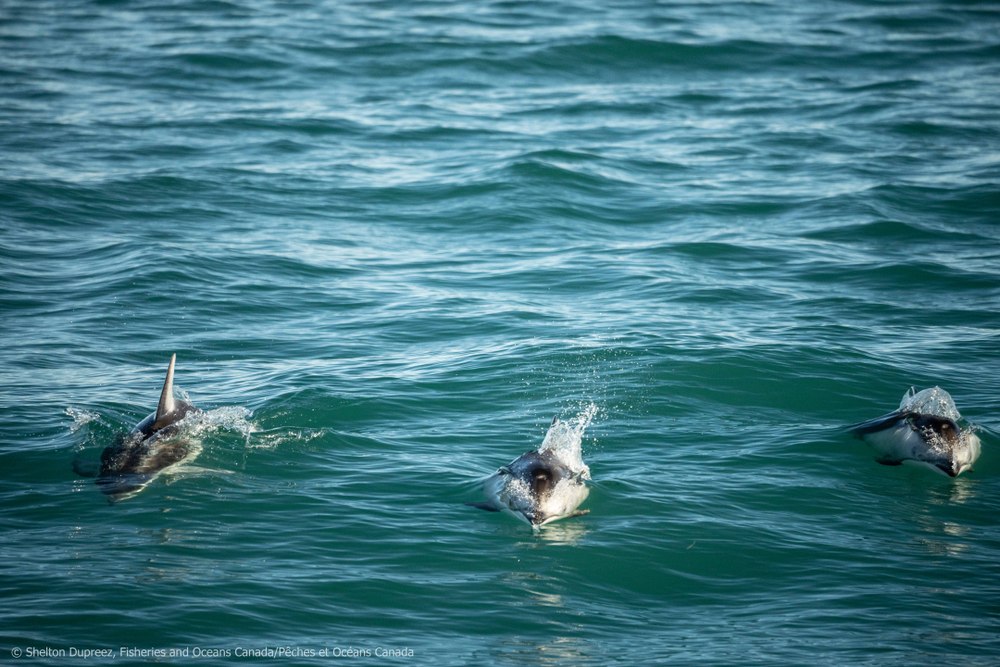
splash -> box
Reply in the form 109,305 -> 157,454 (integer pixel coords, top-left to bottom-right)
900,387 -> 981,467
183,405 -> 257,447
900,387 -> 962,422
71,403 -> 257,446
539,402 -> 598,478
192,405 -> 255,433
65,406 -> 101,433
248,428 -> 326,450
921,427 -> 955,455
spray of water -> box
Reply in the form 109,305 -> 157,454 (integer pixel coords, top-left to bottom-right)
900,387 -> 980,461
185,405 -> 256,444
539,402 -> 598,478
65,407 -> 102,433
899,386 -> 962,422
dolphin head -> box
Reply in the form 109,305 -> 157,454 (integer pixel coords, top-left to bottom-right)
909,414 -> 961,448
499,450 -> 574,526
469,415 -> 592,528
908,413 -> 980,477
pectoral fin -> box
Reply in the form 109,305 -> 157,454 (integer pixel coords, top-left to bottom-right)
72,458 -> 99,478
875,458 -> 903,467
465,502 -> 501,512
850,410 -> 907,436
934,461 -> 958,478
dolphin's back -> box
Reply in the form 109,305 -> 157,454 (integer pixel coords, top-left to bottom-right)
94,354 -> 202,500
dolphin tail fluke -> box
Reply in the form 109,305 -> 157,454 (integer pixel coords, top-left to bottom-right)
156,353 -> 177,420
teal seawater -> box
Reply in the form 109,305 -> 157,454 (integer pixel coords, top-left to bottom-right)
2,0 -> 1000,664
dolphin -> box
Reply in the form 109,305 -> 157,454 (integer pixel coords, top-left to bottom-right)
468,417 -> 591,528
95,354 -> 202,500
850,386 -> 981,477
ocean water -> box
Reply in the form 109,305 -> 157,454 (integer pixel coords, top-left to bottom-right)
2,0 -> 1000,663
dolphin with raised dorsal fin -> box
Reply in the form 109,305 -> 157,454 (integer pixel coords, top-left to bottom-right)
95,354 -> 203,500
850,386 -> 981,477
154,352 -> 178,427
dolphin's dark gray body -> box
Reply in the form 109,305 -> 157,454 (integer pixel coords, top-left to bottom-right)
96,354 -> 201,500
468,418 -> 590,528
850,387 -> 981,477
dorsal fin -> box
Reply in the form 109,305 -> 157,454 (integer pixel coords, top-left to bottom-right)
156,354 -> 177,420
